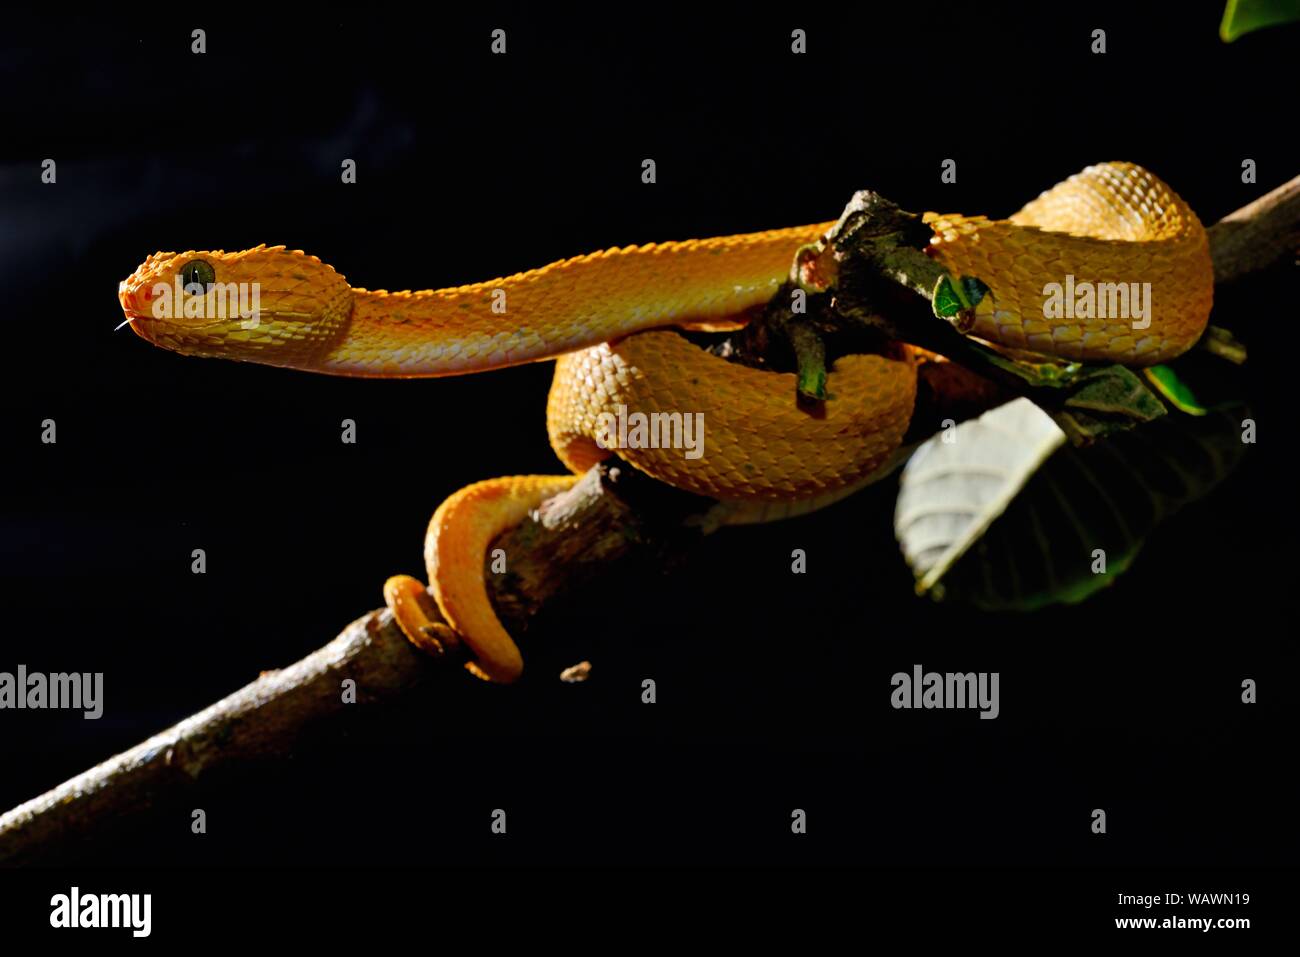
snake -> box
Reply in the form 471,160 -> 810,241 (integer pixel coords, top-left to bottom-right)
118,162 -> 1213,682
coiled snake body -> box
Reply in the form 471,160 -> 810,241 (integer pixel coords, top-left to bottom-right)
119,162 -> 1213,681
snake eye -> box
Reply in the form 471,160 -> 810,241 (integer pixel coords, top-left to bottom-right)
179,259 -> 215,294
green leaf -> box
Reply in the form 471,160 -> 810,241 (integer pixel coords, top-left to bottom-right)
931,275 -> 988,318
931,276 -> 964,317
953,345 -> 1169,443
1144,365 -> 1208,416
1064,365 -> 1167,421
1221,0 -> 1300,41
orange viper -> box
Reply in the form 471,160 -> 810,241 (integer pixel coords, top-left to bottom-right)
119,162 -> 1213,682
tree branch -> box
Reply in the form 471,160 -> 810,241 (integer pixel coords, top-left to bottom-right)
3,174 -> 1295,865
1206,173 -> 1300,283
0,464 -> 706,865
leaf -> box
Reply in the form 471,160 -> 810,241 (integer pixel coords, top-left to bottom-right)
1198,325 -> 1249,365
958,346 -> 1168,442
1220,0 -> 1300,41
931,275 -> 989,318
1063,365 -> 1167,422
894,398 -> 1067,594
894,401 -> 1252,610
1143,365 -> 1208,416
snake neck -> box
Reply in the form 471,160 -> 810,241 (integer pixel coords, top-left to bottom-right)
316,224 -> 835,378
319,286 -> 565,378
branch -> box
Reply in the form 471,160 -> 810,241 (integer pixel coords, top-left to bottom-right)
4,175 -> 1294,864
742,174 -> 1297,444
1206,173 -> 1300,283
0,464 -> 708,865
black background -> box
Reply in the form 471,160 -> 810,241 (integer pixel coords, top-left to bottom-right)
0,0 -> 1294,920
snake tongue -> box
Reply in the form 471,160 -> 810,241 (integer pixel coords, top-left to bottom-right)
117,283 -> 151,332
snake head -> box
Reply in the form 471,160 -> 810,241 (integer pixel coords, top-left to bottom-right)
118,245 -> 353,370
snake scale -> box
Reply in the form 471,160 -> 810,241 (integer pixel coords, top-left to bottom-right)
119,162 -> 1214,681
